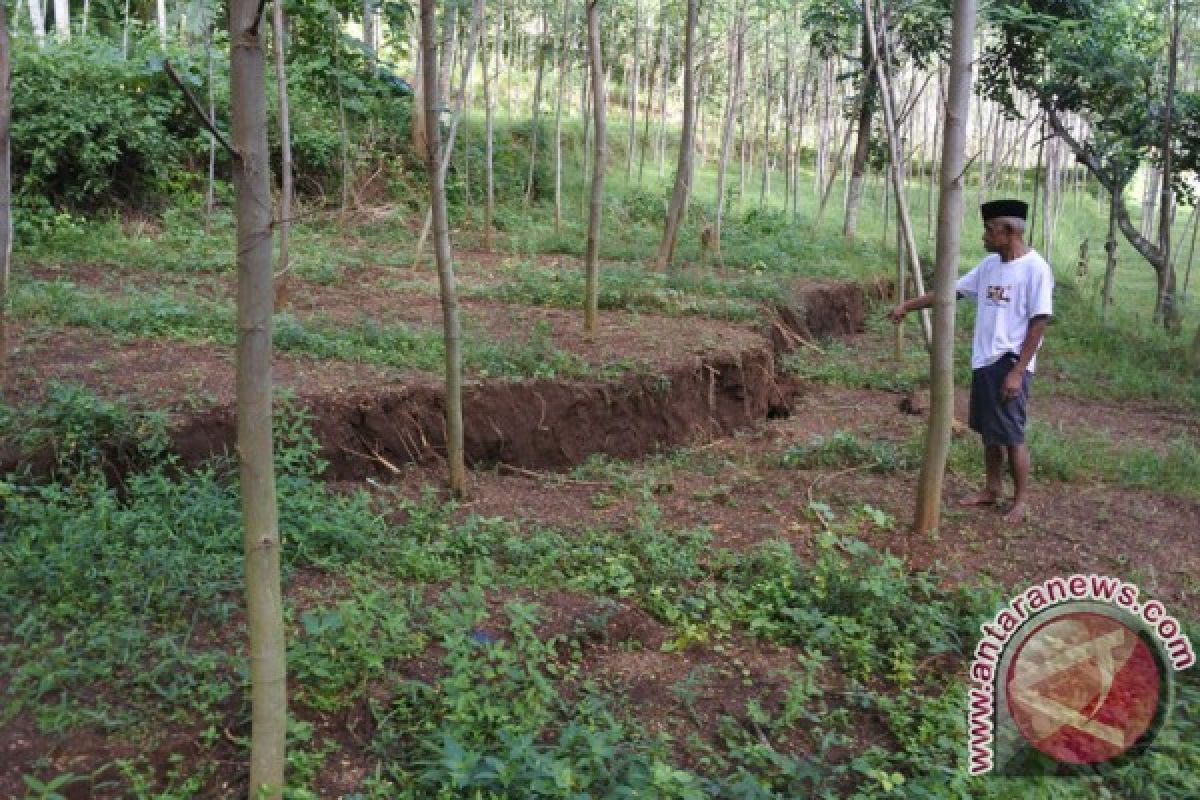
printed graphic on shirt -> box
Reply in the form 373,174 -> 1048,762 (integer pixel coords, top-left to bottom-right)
986,284 -> 1014,306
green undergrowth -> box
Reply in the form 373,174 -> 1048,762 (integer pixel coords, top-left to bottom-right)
2,391 -> 1197,798
465,259 -> 783,321
771,421 -> 1200,500
946,420 -> 1200,497
10,280 -> 612,381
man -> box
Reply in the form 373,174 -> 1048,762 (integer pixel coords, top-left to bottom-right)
887,199 -> 1054,523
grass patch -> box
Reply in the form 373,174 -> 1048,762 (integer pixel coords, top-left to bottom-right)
944,420 -> 1200,497
11,280 -> 609,381
466,260 -> 780,321
780,430 -> 918,473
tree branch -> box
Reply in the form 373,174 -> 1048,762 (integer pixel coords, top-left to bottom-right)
164,60 -> 238,161
247,0 -> 269,39
1043,108 -> 1164,272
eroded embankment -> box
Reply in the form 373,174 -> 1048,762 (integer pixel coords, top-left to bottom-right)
3,280 -> 871,479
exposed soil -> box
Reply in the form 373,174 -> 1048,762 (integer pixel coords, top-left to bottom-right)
3,274 -> 869,479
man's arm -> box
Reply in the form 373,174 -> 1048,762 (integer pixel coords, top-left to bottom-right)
886,292 -> 935,323
1003,315 -> 1050,400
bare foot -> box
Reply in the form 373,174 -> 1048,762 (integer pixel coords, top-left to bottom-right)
1003,502 -> 1028,524
959,489 -> 1000,507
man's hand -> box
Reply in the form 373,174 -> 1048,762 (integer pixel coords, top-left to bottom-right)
1002,368 -> 1024,403
886,304 -> 907,324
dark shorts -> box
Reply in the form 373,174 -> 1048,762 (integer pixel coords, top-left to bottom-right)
968,353 -> 1032,446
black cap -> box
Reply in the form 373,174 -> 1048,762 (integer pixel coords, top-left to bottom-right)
981,199 -> 1028,221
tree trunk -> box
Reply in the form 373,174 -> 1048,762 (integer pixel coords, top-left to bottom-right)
759,24 -> 771,209
1044,110 -> 1175,320
29,0 -> 46,48
638,6 -> 661,183
363,0 -> 376,70
420,0 -> 467,495
552,0 -> 568,234
272,0 -> 293,308
655,25 -> 669,178
583,0 -> 606,333
412,35 -> 430,164
626,0 -> 641,177
864,0 -> 930,346
330,10 -> 352,212
655,0 -> 696,270
713,10 -> 744,259
156,0 -> 168,47
413,0 -> 483,267
0,0 -> 11,390
480,22 -> 496,249
525,10 -> 547,203
1156,0 -> 1181,331
913,0 -> 975,535
1102,189 -> 1118,324
843,23 -> 876,238
486,3 -> 502,247
229,0 -> 286,792
205,21 -> 216,232
1141,167 -> 1160,239
52,0 -> 68,39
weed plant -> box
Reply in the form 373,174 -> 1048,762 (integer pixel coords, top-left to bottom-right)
4,393 -> 1198,797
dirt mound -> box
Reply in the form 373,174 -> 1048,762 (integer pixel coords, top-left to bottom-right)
765,280 -> 869,354
172,345 -> 778,479
5,280 -> 872,479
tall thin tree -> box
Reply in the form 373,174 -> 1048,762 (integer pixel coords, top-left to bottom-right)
272,0 -> 294,307
0,0 -> 11,389
421,0 -> 468,494
229,0 -> 286,791
912,0 -> 975,533
655,0 -> 697,270
583,0 -> 606,333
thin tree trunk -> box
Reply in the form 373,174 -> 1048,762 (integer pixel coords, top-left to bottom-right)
865,0 -> 930,346
229,0 -> 285,791
638,6 -> 661,183
655,0 -> 696,270
1181,204 -> 1197,304
913,0 -> 975,535
480,19 -> 496,249
413,0 -> 483,266
29,0 -> 46,49
844,23 -> 876,237
524,10 -> 547,203
331,10 -> 351,212
363,0 -> 376,70
272,0 -> 293,307
420,0 -> 467,495
1156,0 -> 1180,331
204,22 -> 216,232
0,0 -> 11,389
52,0 -> 68,39
157,0 -> 168,47
1102,189 -> 1118,324
626,0 -> 641,177
655,25 -> 669,178
552,0 -> 568,235
714,10 -> 744,259
1141,167 -> 1160,239
583,0 -> 606,333
759,23 -> 771,209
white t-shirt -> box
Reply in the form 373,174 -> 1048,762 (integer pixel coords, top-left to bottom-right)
955,250 -> 1054,372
